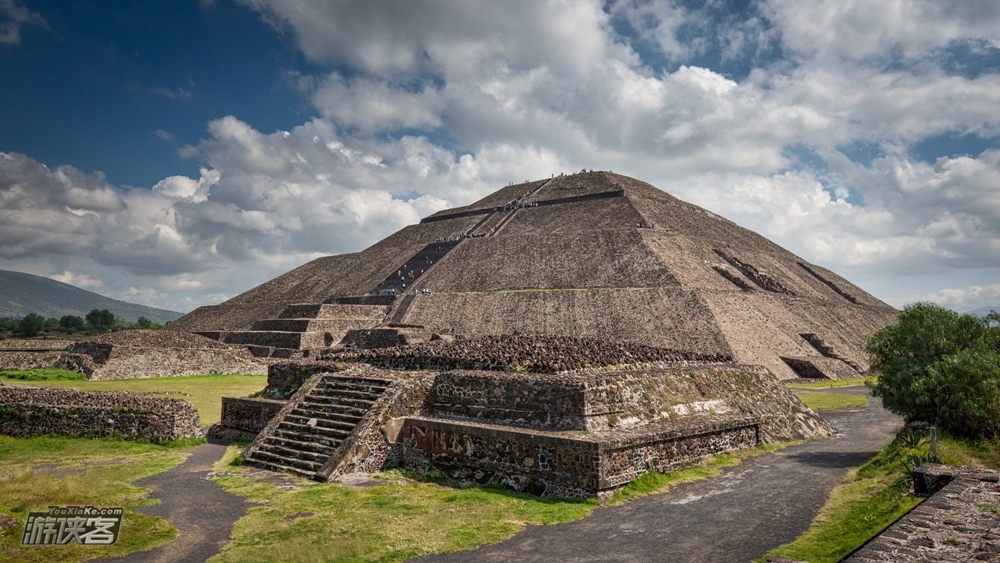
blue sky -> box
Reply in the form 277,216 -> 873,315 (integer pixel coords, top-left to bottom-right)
1,0 -> 999,313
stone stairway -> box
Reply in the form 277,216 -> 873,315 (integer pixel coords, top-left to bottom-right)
244,375 -> 392,477
373,239 -> 462,295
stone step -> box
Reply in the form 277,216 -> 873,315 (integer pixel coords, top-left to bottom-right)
248,450 -> 322,473
319,377 -> 392,390
289,404 -> 365,420
276,421 -> 351,441
278,303 -> 389,320
285,413 -> 358,431
257,442 -> 331,464
222,331 -> 305,349
301,395 -> 378,410
251,318 -> 379,333
262,435 -> 338,455
244,458 -> 316,478
310,387 -> 384,402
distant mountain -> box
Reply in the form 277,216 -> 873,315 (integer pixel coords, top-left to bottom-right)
0,269 -> 183,324
967,305 -> 1000,317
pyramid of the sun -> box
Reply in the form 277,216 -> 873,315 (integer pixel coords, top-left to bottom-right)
169,171 -> 896,379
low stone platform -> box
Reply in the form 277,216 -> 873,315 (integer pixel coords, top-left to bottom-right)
228,358 -> 832,498
843,464 -> 1000,562
67,330 -> 266,379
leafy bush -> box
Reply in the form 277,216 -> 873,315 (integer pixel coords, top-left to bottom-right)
866,303 -> 1000,438
85,308 -> 116,332
18,313 -> 46,337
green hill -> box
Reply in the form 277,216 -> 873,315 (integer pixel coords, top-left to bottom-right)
0,269 -> 183,324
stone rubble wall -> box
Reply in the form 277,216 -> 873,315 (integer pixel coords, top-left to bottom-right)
207,396 -> 286,441
82,348 -> 266,380
325,334 -> 731,374
0,339 -> 75,351
0,351 -> 69,371
0,385 -> 202,442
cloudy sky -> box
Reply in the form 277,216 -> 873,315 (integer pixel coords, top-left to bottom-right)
1,0 -> 999,314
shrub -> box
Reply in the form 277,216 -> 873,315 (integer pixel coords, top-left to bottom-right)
866,303 -> 1000,438
18,313 -> 46,337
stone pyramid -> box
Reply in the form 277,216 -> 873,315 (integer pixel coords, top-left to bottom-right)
169,171 -> 897,379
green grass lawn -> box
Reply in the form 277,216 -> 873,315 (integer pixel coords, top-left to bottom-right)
0,368 -> 86,381
0,372 -> 266,427
794,391 -> 869,411
0,436 -> 199,563
785,377 -> 874,390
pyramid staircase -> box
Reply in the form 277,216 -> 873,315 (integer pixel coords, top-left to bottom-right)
243,375 -> 392,477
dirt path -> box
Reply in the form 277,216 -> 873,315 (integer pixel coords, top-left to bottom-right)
98,438 -> 253,563
412,389 -> 902,563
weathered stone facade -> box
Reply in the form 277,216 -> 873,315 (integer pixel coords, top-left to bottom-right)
0,385 -> 202,442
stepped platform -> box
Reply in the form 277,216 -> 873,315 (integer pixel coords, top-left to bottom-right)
198,303 -> 389,358
226,357 -> 832,499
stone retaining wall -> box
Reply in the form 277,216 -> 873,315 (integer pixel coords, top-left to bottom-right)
207,396 -> 286,441
398,414 -> 759,499
0,385 -> 202,442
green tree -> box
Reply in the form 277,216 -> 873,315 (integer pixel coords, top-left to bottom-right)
18,313 -> 46,337
866,303 -> 1000,437
133,316 -> 161,329
85,309 -> 116,332
59,315 -> 87,333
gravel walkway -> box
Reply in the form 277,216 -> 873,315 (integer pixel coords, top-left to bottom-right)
412,389 -> 901,563
98,438 -> 253,563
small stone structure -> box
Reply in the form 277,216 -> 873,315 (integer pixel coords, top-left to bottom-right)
0,339 -> 77,371
0,385 -> 203,442
842,464 -> 1000,562
67,330 -> 266,380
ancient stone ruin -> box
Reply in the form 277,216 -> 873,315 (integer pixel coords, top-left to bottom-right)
180,171 -> 899,497
65,330 -> 265,379
0,330 -> 266,379
170,171 -> 896,381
